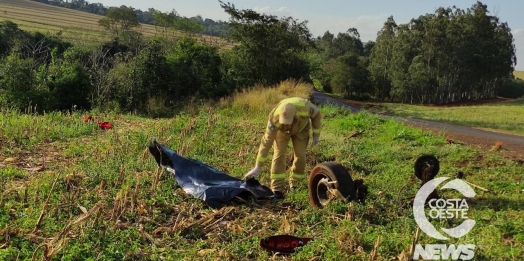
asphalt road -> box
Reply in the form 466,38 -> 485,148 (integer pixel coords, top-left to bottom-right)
312,90 -> 524,160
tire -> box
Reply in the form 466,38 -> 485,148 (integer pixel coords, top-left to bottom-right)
414,155 -> 440,180
308,161 -> 356,208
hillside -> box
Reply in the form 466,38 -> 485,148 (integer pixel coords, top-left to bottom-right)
0,0 -> 234,47
515,70 -> 524,80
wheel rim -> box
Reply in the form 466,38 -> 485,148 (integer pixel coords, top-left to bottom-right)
316,176 -> 331,206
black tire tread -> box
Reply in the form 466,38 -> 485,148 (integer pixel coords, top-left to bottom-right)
414,155 -> 440,180
308,161 -> 356,208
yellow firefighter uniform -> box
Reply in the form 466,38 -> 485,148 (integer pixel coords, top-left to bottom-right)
255,97 -> 322,192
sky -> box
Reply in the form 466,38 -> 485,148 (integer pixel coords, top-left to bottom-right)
95,0 -> 523,70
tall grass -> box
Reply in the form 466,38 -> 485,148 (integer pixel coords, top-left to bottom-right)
221,79 -> 314,114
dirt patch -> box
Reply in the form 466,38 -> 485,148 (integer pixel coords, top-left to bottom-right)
0,142 -> 65,173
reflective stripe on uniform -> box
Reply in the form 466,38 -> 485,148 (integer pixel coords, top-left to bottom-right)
296,110 -> 309,117
291,173 -> 306,179
271,173 -> 287,180
285,97 -> 307,106
256,155 -> 268,163
312,129 -> 321,134
275,98 -> 308,116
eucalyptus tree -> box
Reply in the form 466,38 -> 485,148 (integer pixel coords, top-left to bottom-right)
381,1 -> 516,104
368,16 -> 397,100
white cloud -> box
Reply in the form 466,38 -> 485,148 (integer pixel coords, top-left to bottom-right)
276,6 -> 288,13
253,6 -> 271,13
253,6 -> 291,15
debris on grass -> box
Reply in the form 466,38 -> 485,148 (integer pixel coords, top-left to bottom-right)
84,115 -> 112,130
491,141 -> 504,151
348,130 -> 364,138
260,235 -> 312,255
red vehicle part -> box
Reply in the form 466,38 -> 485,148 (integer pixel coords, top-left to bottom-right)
84,115 -> 112,130
260,235 -> 312,254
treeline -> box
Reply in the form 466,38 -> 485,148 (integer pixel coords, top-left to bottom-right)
1,1 -> 523,116
32,0 -> 231,37
303,2 -> 522,104
368,2 -> 518,104
0,2 -> 313,116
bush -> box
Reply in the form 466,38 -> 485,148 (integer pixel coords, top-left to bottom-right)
167,37 -> 223,99
0,54 -> 45,110
35,48 -> 93,111
498,78 -> 524,98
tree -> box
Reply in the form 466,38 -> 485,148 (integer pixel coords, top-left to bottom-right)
98,6 -> 140,40
167,37 -> 223,98
219,1 -> 313,87
331,53 -> 371,99
42,48 -> 93,111
368,16 -> 397,100
149,8 -> 177,36
0,53 -> 40,110
377,1 -> 516,104
174,17 -> 205,36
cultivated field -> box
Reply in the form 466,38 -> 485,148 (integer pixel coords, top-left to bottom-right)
515,70 -> 524,80
0,0 -> 235,47
0,81 -> 522,260
361,98 -> 524,136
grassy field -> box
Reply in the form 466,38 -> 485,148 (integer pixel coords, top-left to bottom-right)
0,80 -> 522,260
515,71 -> 524,80
0,0 -> 235,47
362,98 -> 524,136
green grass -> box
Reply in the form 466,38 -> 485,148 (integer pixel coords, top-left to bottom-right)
0,84 -> 523,260
362,98 -> 524,136
514,70 -> 524,80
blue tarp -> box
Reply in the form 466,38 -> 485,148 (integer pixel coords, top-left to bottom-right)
148,139 -> 274,208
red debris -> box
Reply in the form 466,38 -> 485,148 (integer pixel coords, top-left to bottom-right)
97,122 -> 112,130
84,115 -> 112,130
260,235 -> 312,254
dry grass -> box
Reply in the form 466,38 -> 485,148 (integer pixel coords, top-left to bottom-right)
221,79 -> 314,113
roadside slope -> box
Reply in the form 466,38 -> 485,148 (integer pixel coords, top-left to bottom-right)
312,90 -> 524,160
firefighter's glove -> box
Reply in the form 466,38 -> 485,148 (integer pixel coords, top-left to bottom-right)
312,135 -> 320,146
244,165 -> 261,180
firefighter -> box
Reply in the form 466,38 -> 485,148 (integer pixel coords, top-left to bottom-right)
244,97 -> 322,199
